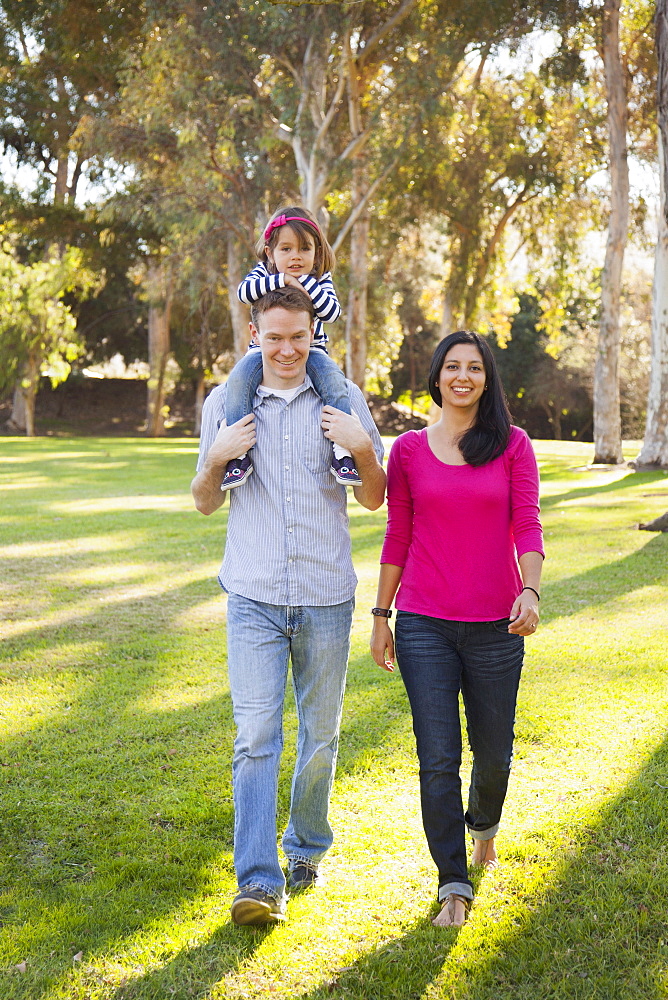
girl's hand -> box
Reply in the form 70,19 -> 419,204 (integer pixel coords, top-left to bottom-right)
370,619 -> 396,672
508,590 -> 540,636
281,272 -> 303,289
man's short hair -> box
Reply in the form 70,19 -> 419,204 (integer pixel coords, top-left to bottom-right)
250,286 -> 315,330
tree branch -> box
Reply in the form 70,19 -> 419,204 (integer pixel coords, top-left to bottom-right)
274,54 -> 301,86
17,22 -> 31,62
357,0 -> 419,67
315,52 -> 347,151
338,126 -> 372,163
68,154 -> 83,204
332,154 -> 399,253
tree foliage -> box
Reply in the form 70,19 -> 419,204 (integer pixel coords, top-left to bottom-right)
0,0 -> 659,444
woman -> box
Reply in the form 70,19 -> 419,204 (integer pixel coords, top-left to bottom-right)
370,331 -> 544,927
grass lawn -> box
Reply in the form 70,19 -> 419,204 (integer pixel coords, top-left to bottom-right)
0,435 -> 667,1000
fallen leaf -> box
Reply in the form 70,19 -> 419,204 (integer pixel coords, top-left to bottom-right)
15,961 -> 27,973
73,951 -> 83,962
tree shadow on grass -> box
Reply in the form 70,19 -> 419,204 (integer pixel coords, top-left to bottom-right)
0,600 -> 415,999
284,736 -> 668,1000
539,470 -> 665,508
540,532 -> 668,622
102,923 -> 269,1000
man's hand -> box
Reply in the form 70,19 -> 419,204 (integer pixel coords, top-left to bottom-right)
206,414 -> 256,467
321,407 -> 370,454
321,406 -> 386,510
191,414 -> 256,515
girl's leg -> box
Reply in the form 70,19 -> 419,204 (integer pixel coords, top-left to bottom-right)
226,350 -> 264,426
306,349 -> 361,485
306,349 -> 351,414
222,351 -> 264,491
395,612 -> 474,905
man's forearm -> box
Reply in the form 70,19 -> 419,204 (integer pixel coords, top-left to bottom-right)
351,442 -> 386,510
191,461 -> 228,515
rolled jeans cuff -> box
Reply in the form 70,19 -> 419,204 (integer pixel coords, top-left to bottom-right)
286,854 -> 317,870
468,823 -> 499,841
438,881 -> 474,903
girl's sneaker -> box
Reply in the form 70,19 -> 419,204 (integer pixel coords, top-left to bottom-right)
331,456 -> 362,486
221,455 -> 253,491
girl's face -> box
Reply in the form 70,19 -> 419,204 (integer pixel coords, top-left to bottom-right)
265,224 -> 316,277
437,343 -> 486,413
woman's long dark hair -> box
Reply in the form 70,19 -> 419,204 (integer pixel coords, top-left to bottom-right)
428,330 -> 512,466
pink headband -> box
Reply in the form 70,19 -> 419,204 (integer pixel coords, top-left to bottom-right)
263,214 -> 320,242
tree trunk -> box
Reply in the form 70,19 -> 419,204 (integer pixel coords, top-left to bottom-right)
593,0 -> 628,464
345,159 -> 370,390
194,372 -> 206,437
227,232 -> 250,361
636,0 -> 668,470
344,44 -> 370,391
639,511 -> 668,531
146,259 -> 172,437
10,350 -> 41,436
440,287 -> 453,338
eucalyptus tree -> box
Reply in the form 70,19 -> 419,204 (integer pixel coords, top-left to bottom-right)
0,240 -> 95,436
592,0 -> 629,463
95,1 -> 286,432
575,0 -> 655,462
0,0 -> 145,430
636,0 -> 668,475
258,0 -> 566,386
374,31 -> 604,350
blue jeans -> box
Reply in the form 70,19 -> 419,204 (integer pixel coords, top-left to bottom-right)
395,612 -> 524,902
225,347 -> 351,425
225,593 -> 354,901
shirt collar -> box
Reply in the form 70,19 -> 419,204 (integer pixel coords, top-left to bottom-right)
254,374 -> 316,404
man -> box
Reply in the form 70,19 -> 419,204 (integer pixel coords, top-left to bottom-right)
192,286 -> 385,926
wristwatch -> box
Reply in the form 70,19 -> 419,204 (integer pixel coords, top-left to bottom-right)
371,607 -> 392,618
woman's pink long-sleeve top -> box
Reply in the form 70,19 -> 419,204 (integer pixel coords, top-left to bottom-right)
380,426 -> 544,622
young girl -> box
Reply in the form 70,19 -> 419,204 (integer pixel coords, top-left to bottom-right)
221,205 -> 361,491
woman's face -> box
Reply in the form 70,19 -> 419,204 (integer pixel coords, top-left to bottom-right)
437,343 -> 486,413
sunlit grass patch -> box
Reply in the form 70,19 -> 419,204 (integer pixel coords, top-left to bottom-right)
0,436 -> 667,999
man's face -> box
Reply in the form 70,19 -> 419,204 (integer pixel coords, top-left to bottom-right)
250,307 -> 315,389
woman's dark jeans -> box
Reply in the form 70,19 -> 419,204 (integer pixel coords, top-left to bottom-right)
395,611 -> 524,900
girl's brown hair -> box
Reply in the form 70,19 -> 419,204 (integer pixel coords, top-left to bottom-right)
255,205 -> 336,278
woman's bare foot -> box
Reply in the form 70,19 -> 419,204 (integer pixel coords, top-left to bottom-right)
432,893 -> 469,927
471,836 -> 499,869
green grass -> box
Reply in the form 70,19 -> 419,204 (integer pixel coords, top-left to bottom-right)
0,435 -> 667,1000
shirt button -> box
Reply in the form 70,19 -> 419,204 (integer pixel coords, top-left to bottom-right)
286,497 -> 291,502
285,465 -> 290,471
284,434 -> 289,440
288,528 -> 293,533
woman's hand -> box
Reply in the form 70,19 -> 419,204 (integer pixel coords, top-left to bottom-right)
370,619 -> 396,672
508,590 -> 540,636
